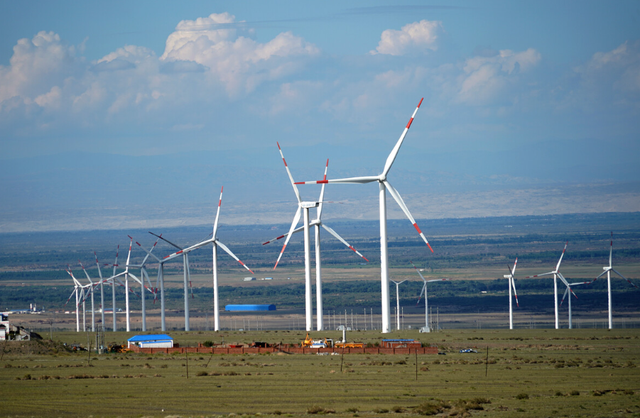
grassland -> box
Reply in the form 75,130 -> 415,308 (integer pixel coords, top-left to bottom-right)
2,328 -> 639,417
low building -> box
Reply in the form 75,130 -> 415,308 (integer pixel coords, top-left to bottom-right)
225,304 -> 276,311
127,334 -> 174,349
380,339 -> 422,349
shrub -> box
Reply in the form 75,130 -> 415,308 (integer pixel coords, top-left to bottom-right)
196,371 -> 209,377
515,393 -> 529,400
202,341 -> 214,347
345,407 -> 359,413
372,408 -> 388,413
391,405 -> 405,413
415,400 -> 448,416
570,390 -> 580,396
307,405 -> 325,414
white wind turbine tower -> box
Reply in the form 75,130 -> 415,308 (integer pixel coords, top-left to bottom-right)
410,261 -> 449,332
123,237 -> 133,332
93,251 -> 107,331
503,258 -> 520,330
559,279 -> 591,329
269,144 -> 368,331
296,98 -> 433,333
593,232 -> 637,329
390,280 -> 407,331
110,245 -> 120,331
125,235 -> 159,332
525,242 -> 576,329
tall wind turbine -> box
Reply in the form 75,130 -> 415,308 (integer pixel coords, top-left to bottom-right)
503,258 -> 520,330
296,98 -> 433,333
525,242 -> 576,329
390,279 -> 407,331
150,191 -> 254,332
269,143 -> 368,331
410,261 -> 449,332
210,186 -> 254,331
593,232 -> 637,329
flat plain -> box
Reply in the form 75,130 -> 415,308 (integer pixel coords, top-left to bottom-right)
2,328 -> 640,417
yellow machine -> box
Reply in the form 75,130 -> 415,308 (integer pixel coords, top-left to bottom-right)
301,333 -> 333,348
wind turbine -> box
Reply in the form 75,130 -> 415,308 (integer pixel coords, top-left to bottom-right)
268,143 -> 368,331
125,235 -> 160,332
390,280 -> 407,331
64,267 -> 83,332
503,258 -> 520,330
525,242 -> 576,329
559,279 -> 591,329
150,190 -> 254,332
78,260 -> 96,332
149,231 -> 193,331
296,98 -> 433,333
593,232 -> 637,329
410,261 -> 449,332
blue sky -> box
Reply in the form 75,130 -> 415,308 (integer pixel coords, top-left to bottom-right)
1,1 -> 639,232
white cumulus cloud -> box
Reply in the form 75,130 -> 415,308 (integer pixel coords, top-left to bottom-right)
160,13 -> 320,96
371,20 -> 443,56
457,48 -> 541,105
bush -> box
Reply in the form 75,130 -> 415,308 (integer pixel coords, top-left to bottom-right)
515,393 -> 529,400
307,405 -> 325,414
196,371 -> 209,377
570,390 -> 580,396
391,406 -> 405,413
372,408 -> 388,413
202,341 -> 214,348
415,400 -> 448,416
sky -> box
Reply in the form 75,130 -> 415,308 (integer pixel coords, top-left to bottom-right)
1,1 -> 639,232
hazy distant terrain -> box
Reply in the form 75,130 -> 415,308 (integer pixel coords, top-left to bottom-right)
1,146 -> 639,233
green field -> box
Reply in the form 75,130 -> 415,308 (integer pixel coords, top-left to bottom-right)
2,328 -> 639,417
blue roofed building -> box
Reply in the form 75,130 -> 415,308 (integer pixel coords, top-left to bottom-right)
127,334 -> 174,349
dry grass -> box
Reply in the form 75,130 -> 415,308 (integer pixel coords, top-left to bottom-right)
1,328 -> 639,417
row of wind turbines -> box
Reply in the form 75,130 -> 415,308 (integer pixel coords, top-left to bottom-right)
63,98 -> 636,333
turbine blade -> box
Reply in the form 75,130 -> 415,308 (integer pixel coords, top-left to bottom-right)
385,180 -> 433,252
149,231 -> 182,250
263,225 -> 304,245
560,287 -> 568,307
213,186 -> 223,238
409,260 -> 427,282
216,240 -> 254,274
416,283 -> 426,305
382,98 -> 423,178
512,278 -> 519,307
555,241 -> 568,272
321,223 -> 369,261
277,142 -> 302,203
295,175 -> 379,185
611,268 -> 638,288
274,207 -> 302,270
524,271 -> 555,279
317,159 -> 329,220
